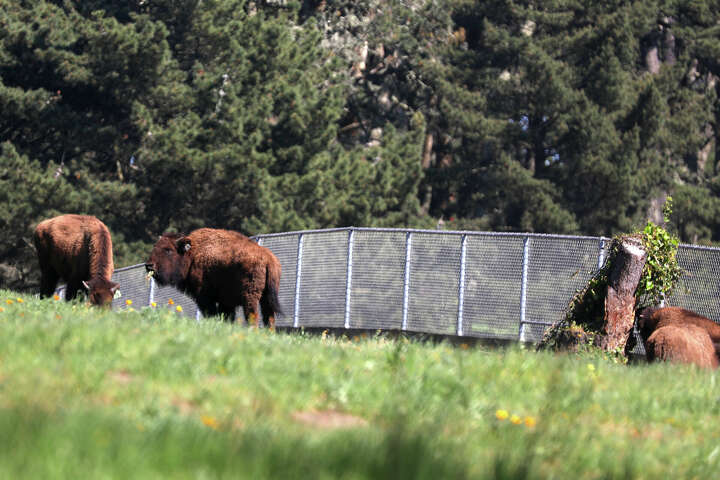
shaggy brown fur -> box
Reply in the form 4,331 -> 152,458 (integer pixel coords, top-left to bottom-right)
33,214 -> 119,306
145,228 -> 282,326
638,306 -> 720,343
645,324 -> 719,369
637,306 -> 720,369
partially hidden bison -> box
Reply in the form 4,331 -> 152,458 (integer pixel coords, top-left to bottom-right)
145,228 -> 282,326
33,214 -> 119,306
637,306 -> 720,369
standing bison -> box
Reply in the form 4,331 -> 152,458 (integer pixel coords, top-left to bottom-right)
33,214 -> 119,306
145,228 -> 282,326
637,306 -> 720,369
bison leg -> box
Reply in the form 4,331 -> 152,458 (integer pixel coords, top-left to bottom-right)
39,268 -> 59,299
65,281 -> 82,301
218,304 -> 238,323
260,295 -> 276,329
196,297 -> 219,319
241,300 -> 261,327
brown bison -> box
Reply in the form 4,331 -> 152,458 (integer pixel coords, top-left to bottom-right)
145,228 -> 282,326
644,325 -> 718,369
33,214 -> 119,306
637,306 -> 720,369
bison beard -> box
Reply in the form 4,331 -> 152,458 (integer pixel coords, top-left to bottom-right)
33,214 -> 119,306
637,306 -> 720,369
146,228 -> 282,326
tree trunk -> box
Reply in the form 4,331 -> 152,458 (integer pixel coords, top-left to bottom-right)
600,236 -> 647,353
419,131 -> 434,215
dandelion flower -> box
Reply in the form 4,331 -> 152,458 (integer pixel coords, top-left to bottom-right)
168,298 -> 175,305
125,299 -> 133,306
176,305 -> 183,313
495,409 -> 509,420
151,302 -> 157,308
524,416 -> 537,428
510,415 -> 522,425
201,415 -> 219,430
587,364 -> 596,372
5,299 -> 13,305
16,298 -> 23,303
0,307 -> 4,312
53,294 -> 60,301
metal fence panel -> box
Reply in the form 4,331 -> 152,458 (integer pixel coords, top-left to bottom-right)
462,235 -> 524,339
151,283 -> 201,319
260,234 -> 299,327
524,237 -> 603,342
406,233 -> 461,335
349,230 -> 406,330
668,245 -> 720,322
296,230 -> 348,328
111,265 -> 152,310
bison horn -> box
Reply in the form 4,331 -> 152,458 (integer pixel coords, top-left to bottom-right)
82,280 -> 90,291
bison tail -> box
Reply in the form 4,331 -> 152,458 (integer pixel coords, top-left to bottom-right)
262,259 -> 283,321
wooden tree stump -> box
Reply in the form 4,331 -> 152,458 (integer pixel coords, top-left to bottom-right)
600,236 -> 647,352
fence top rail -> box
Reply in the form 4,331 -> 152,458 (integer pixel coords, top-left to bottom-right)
252,226 -> 612,242
111,229 -> 720,274
677,242 -> 720,253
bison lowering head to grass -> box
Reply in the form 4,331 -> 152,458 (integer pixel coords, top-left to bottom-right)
145,228 -> 282,326
637,306 -> 720,369
33,214 -> 119,306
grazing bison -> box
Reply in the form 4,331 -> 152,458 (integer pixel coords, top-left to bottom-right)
145,228 -> 282,326
33,214 -> 119,306
637,306 -> 720,369
644,325 -> 718,369
638,306 -> 720,343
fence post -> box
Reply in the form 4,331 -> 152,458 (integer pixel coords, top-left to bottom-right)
518,236 -> 530,342
344,228 -> 355,329
402,231 -> 413,331
293,233 -> 304,328
456,234 -> 468,336
148,277 -> 156,307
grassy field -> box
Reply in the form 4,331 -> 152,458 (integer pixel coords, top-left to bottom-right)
0,289 -> 719,479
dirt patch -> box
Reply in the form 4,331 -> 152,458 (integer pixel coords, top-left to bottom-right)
292,409 -> 368,430
106,370 -> 133,384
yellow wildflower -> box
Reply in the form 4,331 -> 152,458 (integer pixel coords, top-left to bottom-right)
524,416 -> 537,428
53,294 -> 60,301
167,298 -> 174,305
125,299 -> 133,306
5,299 -> 13,305
0,307 -> 4,312
510,415 -> 522,425
16,298 -> 23,303
176,305 -> 183,313
151,302 -> 157,308
201,416 -> 219,430
495,409 -> 509,420
587,364 -> 596,372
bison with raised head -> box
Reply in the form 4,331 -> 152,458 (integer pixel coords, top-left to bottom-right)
637,306 -> 720,369
33,214 -> 119,306
145,228 -> 282,327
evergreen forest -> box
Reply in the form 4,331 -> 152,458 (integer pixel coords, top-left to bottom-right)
2,0 -> 719,290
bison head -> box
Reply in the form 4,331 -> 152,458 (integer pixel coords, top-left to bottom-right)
82,277 -> 120,307
145,233 -> 192,287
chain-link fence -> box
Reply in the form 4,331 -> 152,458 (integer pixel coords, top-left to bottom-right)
55,227 -> 720,345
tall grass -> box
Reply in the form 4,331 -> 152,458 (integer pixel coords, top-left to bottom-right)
0,289 -> 719,478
